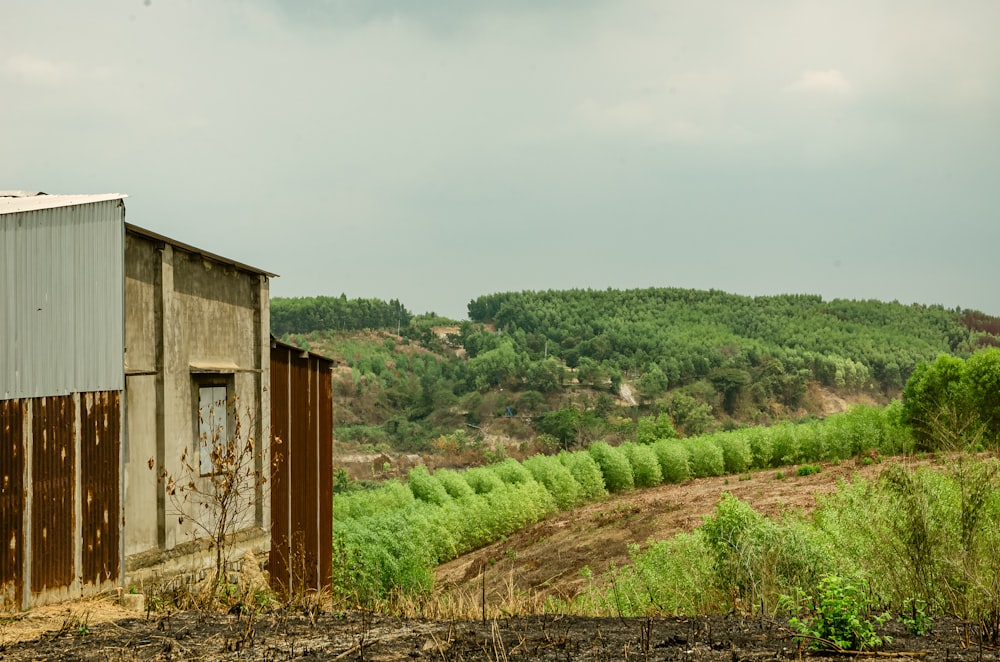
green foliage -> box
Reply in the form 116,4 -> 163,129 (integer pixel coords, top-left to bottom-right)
900,598 -> 934,635
462,466 -> 505,494
588,441 -> 635,492
621,442 -> 663,488
635,413 -> 677,444
468,288 -> 978,402
652,439 -> 691,483
797,464 -> 822,476
271,294 -> 411,334
783,574 -> 891,651
407,465 -> 450,506
434,467 -> 475,499
709,432 -> 752,474
683,438 -> 725,477
559,532 -> 717,616
902,348 -> 1000,451
490,458 -> 534,485
700,494 -> 827,609
523,454 -> 582,509
558,450 -> 608,500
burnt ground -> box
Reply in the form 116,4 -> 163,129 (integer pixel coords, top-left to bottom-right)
0,608 -> 997,661
3,454 -> 995,661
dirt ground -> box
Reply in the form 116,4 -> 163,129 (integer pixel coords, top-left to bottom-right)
1,607 -> 996,661
5,454 -> 994,661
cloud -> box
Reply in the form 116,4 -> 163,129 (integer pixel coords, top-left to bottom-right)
784,69 -> 853,97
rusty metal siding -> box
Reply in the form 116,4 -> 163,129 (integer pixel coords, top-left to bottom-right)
269,341 -> 333,595
80,392 -> 120,588
0,199 -> 125,401
269,346 -> 291,591
31,396 -> 76,594
316,357 -> 333,589
0,399 -> 25,606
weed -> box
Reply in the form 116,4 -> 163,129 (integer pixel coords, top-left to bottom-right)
782,574 -> 891,651
900,598 -> 933,635
774,471 -> 784,480
796,464 -> 821,477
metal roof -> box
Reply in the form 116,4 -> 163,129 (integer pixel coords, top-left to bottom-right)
0,192 -> 127,214
270,335 -> 337,366
0,191 -> 277,278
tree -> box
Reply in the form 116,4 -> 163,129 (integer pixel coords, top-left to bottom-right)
636,364 -> 669,402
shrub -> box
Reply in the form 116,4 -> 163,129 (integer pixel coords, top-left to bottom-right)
711,432 -> 752,474
523,454 -> 581,509
770,423 -> 801,465
621,442 -> 663,487
588,442 -> 635,492
784,574 -> 891,651
797,464 -> 822,477
744,426 -> 774,468
335,480 -> 414,520
652,439 -> 691,483
435,467 -> 475,499
462,466 -> 505,494
683,438 -> 725,477
490,458 -> 534,485
408,465 -> 450,506
559,450 -> 608,500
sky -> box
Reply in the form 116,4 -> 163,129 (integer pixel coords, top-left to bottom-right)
2,1 -> 998,320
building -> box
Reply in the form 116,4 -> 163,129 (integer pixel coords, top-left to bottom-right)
1,192 -> 274,608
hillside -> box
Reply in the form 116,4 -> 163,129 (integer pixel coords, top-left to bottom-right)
273,288 -> 1000,455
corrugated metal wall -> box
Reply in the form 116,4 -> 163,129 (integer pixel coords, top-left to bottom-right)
269,342 -> 333,596
0,392 -> 121,607
80,392 -> 120,588
0,199 -> 124,400
0,399 -> 25,606
31,396 -> 76,594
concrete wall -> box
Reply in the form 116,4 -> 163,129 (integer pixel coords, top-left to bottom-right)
123,232 -> 270,583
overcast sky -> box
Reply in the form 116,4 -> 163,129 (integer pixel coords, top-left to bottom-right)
3,1 -> 998,320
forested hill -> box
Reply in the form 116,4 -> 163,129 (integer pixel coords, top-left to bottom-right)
466,288 -> 999,395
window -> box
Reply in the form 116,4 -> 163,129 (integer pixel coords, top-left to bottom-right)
197,383 -> 229,475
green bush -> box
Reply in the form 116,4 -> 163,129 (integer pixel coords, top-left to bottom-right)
710,432 -> 752,474
744,426 -> 774,468
462,466 -> 505,494
588,441 -> 635,492
335,480 -> 414,519
408,465 -> 450,506
770,423 -> 801,465
652,439 -> 691,483
784,574 -> 891,651
490,458 -> 534,485
622,442 -> 663,488
559,450 -> 608,500
434,467 -> 475,499
797,464 -> 822,477
683,438 -> 725,477
523,454 -> 582,509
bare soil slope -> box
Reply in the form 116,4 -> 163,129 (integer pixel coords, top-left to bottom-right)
433,456 -> 935,607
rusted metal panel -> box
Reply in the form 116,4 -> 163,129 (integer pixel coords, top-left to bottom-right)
80,392 -> 120,588
317,357 -> 333,590
0,197 -> 125,401
268,345 -> 291,592
31,396 -> 76,594
0,399 -> 25,606
269,340 -> 333,595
